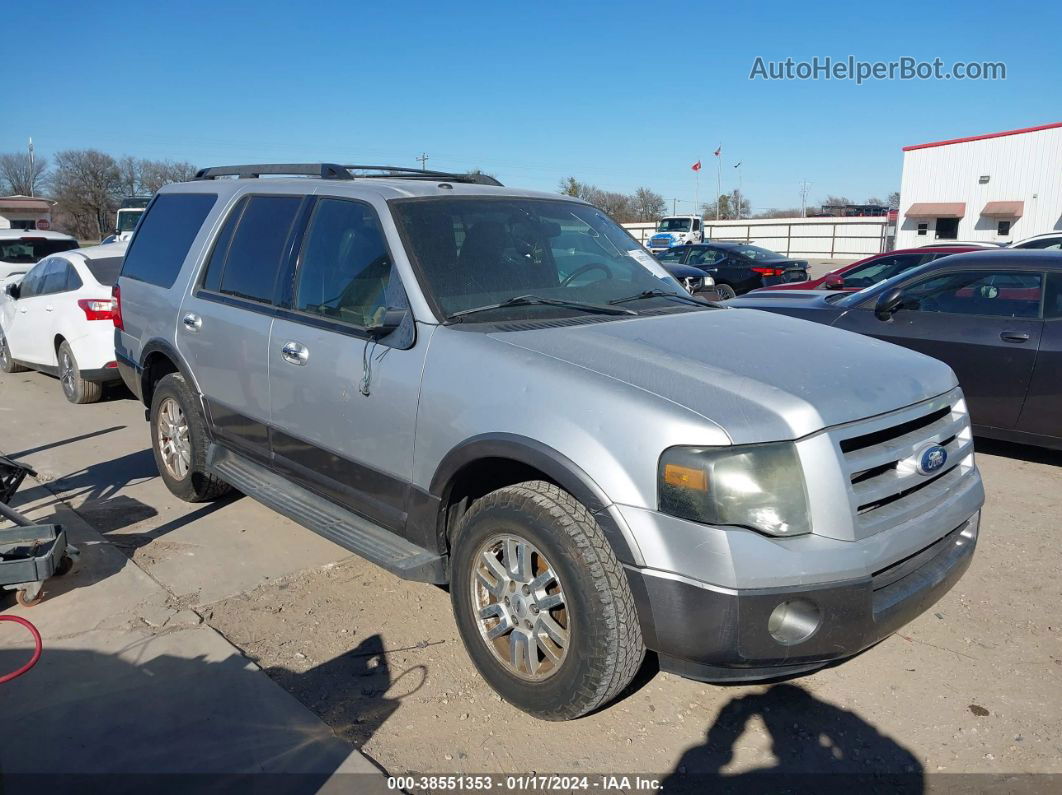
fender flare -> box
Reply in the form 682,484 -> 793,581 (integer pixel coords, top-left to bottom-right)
429,433 -> 645,567
137,339 -> 200,407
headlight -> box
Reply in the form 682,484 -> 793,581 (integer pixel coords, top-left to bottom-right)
658,443 -> 811,536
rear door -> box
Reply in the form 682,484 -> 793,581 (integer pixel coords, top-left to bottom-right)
837,268 -> 1044,430
267,196 -> 426,536
1016,271 -> 1062,441
178,194 -> 306,461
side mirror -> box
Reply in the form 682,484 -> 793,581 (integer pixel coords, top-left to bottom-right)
366,308 -> 407,339
4,282 -> 19,300
874,287 -> 904,320
823,274 -> 845,290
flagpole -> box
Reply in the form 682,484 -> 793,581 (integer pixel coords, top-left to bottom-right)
715,145 -> 722,220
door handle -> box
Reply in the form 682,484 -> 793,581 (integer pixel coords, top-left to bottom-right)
281,341 -> 309,365
182,313 -> 202,332
1000,331 -> 1030,343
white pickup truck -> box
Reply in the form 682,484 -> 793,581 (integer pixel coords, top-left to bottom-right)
646,214 -> 704,252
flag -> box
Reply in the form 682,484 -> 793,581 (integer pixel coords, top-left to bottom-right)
691,161 -> 702,172
714,147 -> 721,156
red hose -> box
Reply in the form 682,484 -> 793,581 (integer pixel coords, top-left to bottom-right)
0,615 -> 42,684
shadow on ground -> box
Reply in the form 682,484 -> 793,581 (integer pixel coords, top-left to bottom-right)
0,634 -> 394,790
662,683 -> 923,793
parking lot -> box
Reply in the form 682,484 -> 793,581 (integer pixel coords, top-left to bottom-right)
2,343 -> 1060,783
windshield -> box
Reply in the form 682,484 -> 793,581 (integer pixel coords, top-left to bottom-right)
391,197 -> 694,322
0,237 -> 78,264
833,259 -> 943,308
117,210 -> 143,233
656,218 -> 692,232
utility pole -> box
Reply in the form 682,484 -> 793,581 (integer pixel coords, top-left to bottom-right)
799,180 -> 812,218
28,138 -> 34,197
416,152 -> 429,171
672,197 -> 677,215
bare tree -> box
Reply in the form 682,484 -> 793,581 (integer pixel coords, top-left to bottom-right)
0,151 -> 49,196
887,191 -> 900,210
52,149 -> 123,239
630,187 -> 666,222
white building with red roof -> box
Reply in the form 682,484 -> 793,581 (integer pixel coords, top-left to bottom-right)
897,122 -> 1062,248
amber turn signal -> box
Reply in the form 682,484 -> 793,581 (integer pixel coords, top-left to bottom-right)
663,463 -> 708,491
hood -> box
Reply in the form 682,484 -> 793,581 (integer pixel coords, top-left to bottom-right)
491,308 -> 957,444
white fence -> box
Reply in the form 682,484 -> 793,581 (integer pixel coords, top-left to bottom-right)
624,216 -> 891,260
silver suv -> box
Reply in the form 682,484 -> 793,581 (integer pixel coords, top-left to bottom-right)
114,164 -> 984,720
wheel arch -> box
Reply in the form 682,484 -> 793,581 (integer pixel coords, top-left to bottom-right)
428,433 -> 644,568
139,339 -> 197,409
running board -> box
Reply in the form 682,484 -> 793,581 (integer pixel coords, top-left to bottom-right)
207,444 -> 446,583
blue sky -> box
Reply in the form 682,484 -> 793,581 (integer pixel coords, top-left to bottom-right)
7,0 -> 1059,212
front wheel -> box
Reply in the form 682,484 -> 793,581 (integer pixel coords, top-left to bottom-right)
450,481 -> 644,720
0,330 -> 28,373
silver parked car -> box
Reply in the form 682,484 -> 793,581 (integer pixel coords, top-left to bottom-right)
113,164 -> 984,720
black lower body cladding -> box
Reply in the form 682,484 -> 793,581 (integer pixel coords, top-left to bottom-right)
627,515 -> 978,682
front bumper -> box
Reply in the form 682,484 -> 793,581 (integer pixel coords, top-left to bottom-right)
627,512 -> 978,681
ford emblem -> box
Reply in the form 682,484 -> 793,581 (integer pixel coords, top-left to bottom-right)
916,444 -> 948,475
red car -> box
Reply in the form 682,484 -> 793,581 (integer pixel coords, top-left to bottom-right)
750,246 -> 979,292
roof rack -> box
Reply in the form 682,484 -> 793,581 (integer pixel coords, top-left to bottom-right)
194,163 -> 503,186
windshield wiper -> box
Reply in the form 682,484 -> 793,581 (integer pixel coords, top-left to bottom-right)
444,294 -> 636,323
608,289 -> 715,307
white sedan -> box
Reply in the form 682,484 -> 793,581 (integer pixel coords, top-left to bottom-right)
0,243 -> 126,403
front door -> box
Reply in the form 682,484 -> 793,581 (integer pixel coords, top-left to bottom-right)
5,258 -> 61,365
837,269 -> 1045,430
268,197 -> 429,538
178,193 -> 305,460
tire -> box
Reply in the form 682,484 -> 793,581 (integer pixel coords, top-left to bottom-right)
714,283 -> 737,300
149,372 -> 232,502
450,480 -> 644,720
0,330 -> 28,373
57,341 -> 102,404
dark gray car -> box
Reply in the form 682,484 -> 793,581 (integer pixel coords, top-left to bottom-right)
728,250 -> 1062,449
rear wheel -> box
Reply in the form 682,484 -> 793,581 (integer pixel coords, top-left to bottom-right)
714,283 -> 737,300
0,331 -> 28,373
58,341 -> 102,404
450,481 -> 644,720
149,373 -> 231,502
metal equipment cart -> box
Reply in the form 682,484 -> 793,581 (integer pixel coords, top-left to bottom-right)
0,455 -> 75,607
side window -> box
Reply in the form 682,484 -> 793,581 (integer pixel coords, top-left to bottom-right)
63,263 -> 83,292
121,193 -> 218,287
200,197 -> 247,293
843,254 -> 920,288
687,248 -> 724,266
40,259 -> 68,295
293,198 -> 405,327
17,259 -> 50,298
217,196 -> 302,304
902,271 -> 1043,318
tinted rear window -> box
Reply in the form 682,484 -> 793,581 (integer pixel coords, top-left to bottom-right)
215,196 -> 301,304
120,193 -> 218,287
0,238 -> 78,264
85,256 -> 124,286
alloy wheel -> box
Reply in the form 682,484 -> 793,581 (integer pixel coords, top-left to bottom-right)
470,533 -> 569,681
156,397 -> 192,480
59,349 -> 77,399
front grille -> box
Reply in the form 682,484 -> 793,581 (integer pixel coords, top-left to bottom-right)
833,391 -> 975,538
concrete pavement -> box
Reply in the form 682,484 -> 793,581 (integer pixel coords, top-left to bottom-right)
0,374 -> 384,789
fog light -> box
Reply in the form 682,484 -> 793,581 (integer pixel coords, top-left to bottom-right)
767,598 -> 821,645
